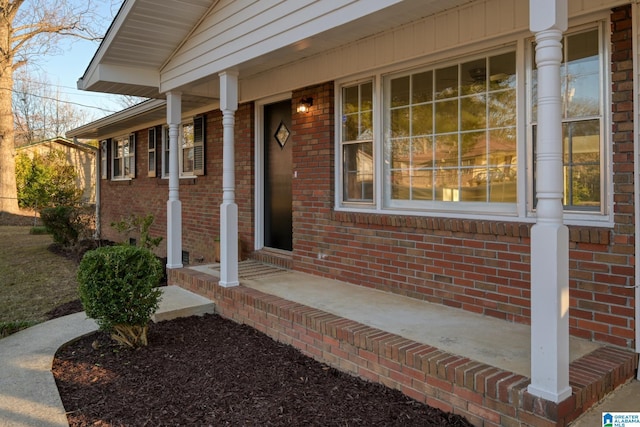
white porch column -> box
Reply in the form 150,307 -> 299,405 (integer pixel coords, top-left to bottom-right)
166,91 -> 183,269
528,0 -> 571,403
219,71 -> 239,287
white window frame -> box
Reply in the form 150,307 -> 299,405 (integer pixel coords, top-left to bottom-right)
334,17 -> 612,226
111,134 -> 135,180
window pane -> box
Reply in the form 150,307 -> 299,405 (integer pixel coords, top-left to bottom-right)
435,99 -> 459,133
435,168 -> 459,199
342,82 -> 373,142
488,90 -> 516,128
411,170 -> 434,200
435,65 -> 458,100
461,131 -> 486,166
343,142 -> 373,201
360,110 -> 373,140
563,120 -> 600,208
411,136 -> 432,168
461,58 -> 486,95
434,134 -> 458,166
113,158 -> 121,177
148,152 -> 155,172
489,52 -> 516,90
391,76 -> 410,107
461,95 -> 486,131
411,103 -> 433,135
391,107 -> 409,137
182,124 -> 194,148
343,114 -> 359,141
566,164 -> 600,207
183,147 -> 194,173
361,81 -> 373,111
390,138 -> 410,169
412,71 -> 432,103
565,30 -> 600,118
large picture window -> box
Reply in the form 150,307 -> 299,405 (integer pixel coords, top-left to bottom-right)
384,51 -> 516,207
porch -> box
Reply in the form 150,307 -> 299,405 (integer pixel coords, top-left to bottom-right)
169,260 -> 637,427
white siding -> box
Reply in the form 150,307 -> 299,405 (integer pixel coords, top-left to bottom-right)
238,0 -> 624,102
160,0 -> 403,91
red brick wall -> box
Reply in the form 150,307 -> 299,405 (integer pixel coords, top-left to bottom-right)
99,103 -> 255,263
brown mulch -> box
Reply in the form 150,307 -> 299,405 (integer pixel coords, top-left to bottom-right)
52,314 -> 473,427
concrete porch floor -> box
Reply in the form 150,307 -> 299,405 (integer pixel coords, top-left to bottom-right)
189,262 -> 600,378
181,260 -> 638,426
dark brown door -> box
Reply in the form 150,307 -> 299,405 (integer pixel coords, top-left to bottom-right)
264,100 -> 292,251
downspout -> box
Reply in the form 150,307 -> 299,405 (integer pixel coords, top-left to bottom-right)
632,1 -> 640,378
94,144 -> 101,239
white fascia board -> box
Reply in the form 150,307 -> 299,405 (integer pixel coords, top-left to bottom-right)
66,99 -> 166,139
79,63 -> 159,92
78,0 -> 137,87
159,0 -> 402,92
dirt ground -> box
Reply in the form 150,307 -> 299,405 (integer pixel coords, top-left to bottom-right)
52,313 -> 473,426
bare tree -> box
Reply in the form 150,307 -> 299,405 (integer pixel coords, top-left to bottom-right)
13,69 -> 97,145
0,0 -> 111,213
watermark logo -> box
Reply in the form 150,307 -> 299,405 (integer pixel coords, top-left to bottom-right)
604,412 -> 640,427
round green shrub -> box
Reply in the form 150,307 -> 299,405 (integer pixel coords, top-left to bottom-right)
78,245 -> 163,339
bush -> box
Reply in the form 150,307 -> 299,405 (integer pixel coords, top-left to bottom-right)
40,206 -> 79,246
40,205 -> 95,249
78,245 -> 163,347
15,150 -> 82,209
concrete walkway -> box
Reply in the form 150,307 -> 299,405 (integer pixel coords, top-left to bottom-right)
0,286 -> 214,427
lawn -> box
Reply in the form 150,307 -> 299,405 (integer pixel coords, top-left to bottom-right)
0,226 -> 79,335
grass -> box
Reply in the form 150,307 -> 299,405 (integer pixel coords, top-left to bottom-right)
0,226 -> 80,334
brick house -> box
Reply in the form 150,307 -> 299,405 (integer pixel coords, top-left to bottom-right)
68,1 -> 639,424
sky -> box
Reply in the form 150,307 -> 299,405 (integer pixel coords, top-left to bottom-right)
19,0 -> 127,122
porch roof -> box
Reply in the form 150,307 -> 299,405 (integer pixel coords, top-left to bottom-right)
77,0 -> 470,101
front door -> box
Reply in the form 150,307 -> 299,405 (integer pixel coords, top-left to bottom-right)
264,100 -> 293,251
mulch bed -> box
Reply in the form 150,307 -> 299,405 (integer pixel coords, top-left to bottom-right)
52,313 -> 473,426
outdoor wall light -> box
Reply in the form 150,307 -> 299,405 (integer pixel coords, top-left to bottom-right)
296,97 -> 313,113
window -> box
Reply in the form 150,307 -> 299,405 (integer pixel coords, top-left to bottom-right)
112,134 -> 135,180
148,127 -> 157,177
162,116 -> 205,178
530,27 -> 604,212
336,20 -> 609,223
384,52 -> 516,207
341,81 -> 374,203
100,140 -> 108,179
